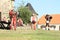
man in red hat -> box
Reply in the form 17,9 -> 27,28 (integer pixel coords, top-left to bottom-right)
9,10 -> 17,30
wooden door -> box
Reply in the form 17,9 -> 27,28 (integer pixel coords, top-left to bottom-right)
0,12 -> 1,21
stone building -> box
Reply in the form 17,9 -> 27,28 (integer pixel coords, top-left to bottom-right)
0,0 -> 15,20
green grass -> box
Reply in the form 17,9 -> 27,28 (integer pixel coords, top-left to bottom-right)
0,28 -> 60,40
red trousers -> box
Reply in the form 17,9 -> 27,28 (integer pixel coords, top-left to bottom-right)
10,17 -> 16,30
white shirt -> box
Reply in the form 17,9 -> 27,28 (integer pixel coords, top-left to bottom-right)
30,16 -> 36,22
46,21 -> 49,23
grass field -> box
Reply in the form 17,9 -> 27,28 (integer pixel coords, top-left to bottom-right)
0,27 -> 60,40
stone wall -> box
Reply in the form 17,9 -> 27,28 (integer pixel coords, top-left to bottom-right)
0,0 -> 14,20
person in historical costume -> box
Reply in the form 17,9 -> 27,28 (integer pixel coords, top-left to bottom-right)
45,14 -> 52,30
31,14 -> 37,30
17,18 -> 23,26
9,10 -> 17,30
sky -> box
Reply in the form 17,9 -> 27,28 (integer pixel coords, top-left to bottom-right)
14,0 -> 60,18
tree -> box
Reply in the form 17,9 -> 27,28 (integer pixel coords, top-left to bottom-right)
18,6 -> 32,24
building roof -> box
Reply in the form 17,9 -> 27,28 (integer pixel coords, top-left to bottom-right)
38,14 -> 60,24
26,3 -> 38,15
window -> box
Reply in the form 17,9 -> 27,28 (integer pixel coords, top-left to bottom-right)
11,0 -> 15,1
